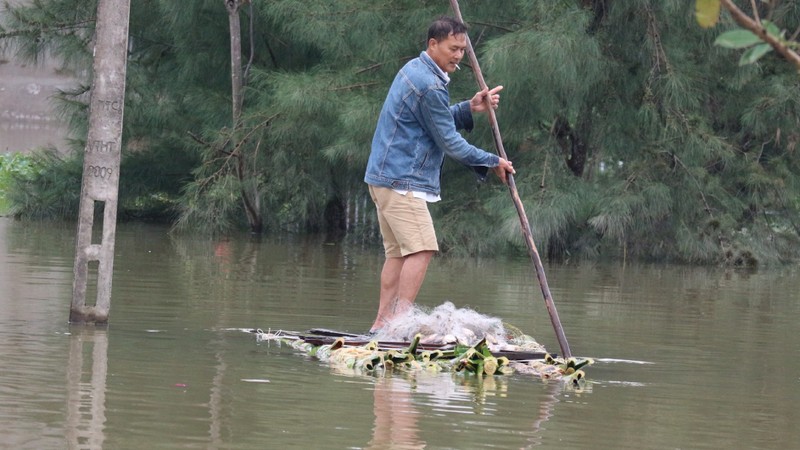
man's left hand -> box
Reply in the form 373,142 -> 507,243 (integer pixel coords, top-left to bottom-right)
470,85 -> 503,113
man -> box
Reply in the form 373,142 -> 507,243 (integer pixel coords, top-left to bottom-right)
364,16 -> 515,333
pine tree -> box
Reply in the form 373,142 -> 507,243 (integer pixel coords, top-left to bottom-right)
2,0 -> 799,265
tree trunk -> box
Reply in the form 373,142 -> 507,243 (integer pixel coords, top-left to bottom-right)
552,113 -> 589,178
324,195 -> 347,243
581,0 -> 611,34
225,0 -> 262,233
226,0 -> 244,125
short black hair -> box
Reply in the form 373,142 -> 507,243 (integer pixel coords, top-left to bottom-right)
427,16 -> 468,42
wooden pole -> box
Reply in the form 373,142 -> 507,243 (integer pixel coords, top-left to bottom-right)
448,0 -> 572,358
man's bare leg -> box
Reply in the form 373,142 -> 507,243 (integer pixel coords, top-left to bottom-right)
371,257 -> 403,332
395,250 -> 433,312
370,251 -> 434,332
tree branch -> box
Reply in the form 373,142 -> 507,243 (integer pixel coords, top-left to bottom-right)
749,0 -> 760,25
331,82 -> 378,91
721,0 -> 800,70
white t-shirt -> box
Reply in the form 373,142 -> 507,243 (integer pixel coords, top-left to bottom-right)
393,189 -> 441,203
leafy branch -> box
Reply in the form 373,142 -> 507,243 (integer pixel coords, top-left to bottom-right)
696,0 -> 800,69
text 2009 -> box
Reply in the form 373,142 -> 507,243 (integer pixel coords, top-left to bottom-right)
88,165 -> 113,179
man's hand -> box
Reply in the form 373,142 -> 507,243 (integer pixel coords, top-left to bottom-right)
493,157 -> 515,184
470,85 -> 503,113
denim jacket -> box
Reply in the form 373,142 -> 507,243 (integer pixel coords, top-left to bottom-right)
364,51 -> 500,196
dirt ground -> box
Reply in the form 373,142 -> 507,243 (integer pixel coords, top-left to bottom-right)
0,58 -> 76,154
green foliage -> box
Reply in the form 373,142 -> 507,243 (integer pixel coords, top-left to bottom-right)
713,21 -> 782,66
3,0 -> 800,264
0,0 -> 96,70
0,150 -> 81,219
715,28 -> 763,49
0,153 -> 33,215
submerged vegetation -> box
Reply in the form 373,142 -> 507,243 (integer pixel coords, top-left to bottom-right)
2,1 -> 800,265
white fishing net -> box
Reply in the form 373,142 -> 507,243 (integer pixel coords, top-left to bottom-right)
370,301 -> 546,353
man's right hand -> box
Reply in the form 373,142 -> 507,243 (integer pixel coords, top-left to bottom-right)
493,158 -> 515,184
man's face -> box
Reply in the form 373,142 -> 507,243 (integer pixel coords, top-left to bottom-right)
427,32 -> 467,73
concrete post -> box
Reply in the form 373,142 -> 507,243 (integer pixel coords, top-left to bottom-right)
70,0 -> 131,324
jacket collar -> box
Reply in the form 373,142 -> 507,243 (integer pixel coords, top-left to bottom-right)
420,51 -> 450,85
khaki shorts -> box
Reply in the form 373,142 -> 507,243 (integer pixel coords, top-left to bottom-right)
369,185 -> 439,257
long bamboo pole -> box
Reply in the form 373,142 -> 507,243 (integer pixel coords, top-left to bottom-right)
448,0 -> 572,358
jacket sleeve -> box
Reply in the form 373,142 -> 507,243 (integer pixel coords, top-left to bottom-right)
452,101 -> 493,181
450,101 -> 474,132
419,87 -> 499,170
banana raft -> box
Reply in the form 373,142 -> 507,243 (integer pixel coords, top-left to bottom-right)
254,330 -> 593,387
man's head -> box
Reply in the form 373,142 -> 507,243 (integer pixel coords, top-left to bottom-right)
426,16 -> 468,74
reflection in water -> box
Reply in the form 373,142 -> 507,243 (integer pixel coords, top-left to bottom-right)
66,327 -> 108,450
368,376 -> 424,449
208,343 -> 227,448
366,371 -> 564,449
525,382 -> 561,449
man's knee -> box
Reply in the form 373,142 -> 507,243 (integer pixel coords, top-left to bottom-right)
405,250 -> 435,262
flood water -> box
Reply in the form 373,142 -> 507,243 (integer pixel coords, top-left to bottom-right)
1,217 -> 799,449
0,61 -> 73,155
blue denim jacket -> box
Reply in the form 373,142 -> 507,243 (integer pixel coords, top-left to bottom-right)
364,51 -> 500,196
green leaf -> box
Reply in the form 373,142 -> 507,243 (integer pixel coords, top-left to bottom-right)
761,20 -> 781,39
739,43 -> 773,65
696,0 -> 721,29
715,29 -> 762,49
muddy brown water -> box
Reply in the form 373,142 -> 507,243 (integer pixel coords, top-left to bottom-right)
1,218 -> 799,449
